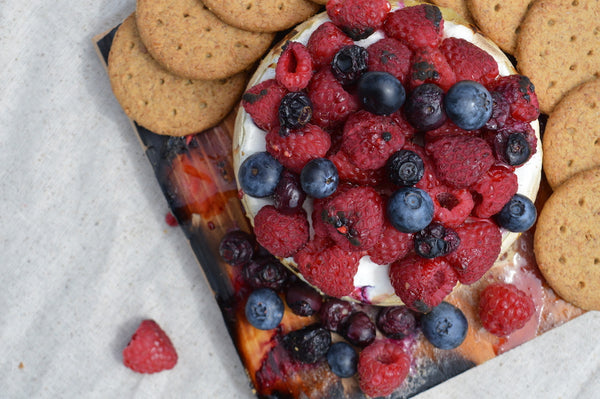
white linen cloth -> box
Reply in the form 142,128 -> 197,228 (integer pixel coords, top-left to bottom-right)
1,1 -> 599,398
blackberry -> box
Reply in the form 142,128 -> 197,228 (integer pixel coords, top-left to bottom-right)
278,91 -> 313,135
386,149 -> 425,186
376,306 -> 417,340
283,324 -> 332,364
414,222 -> 460,258
331,45 -> 369,85
505,132 -> 531,166
404,83 -> 446,131
218,230 -> 255,266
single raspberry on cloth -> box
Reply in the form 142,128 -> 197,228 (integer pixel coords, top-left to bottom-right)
308,66 -> 360,129
265,123 -> 331,173
254,205 -> 309,258
294,235 -> 362,298
471,164 -> 518,218
366,37 -> 413,85
408,47 -> 456,91
383,3 -> 444,50
321,186 -> 385,251
487,74 -> 540,123
123,320 -> 178,374
426,135 -> 495,188
276,41 -> 313,92
389,254 -> 458,313
358,339 -> 411,398
445,218 -> 502,284
479,282 -> 535,336
241,79 -> 287,131
440,37 -> 499,85
367,220 -> 413,265
306,21 -> 354,69
341,110 -> 407,170
326,0 -> 391,40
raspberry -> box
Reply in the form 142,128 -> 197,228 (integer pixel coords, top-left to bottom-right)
308,66 -> 360,129
311,183 -> 354,238
306,21 -> 354,69
425,135 -> 495,188
123,320 -> 178,374
367,220 -> 413,265
484,119 -> 538,166
341,110 -> 407,170
424,119 -> 480,142
485,90 -> 511,130
321,186 -> 385,251
487,74 -> 540,123
294,235 -> 362,298
408,46 -> 456,91
471,164 -> 518,218
241,79 -> 287,131
389,254 -> 458,313
479,283 -> 535,336
326,0 -> 391,40
366,37 -> 413,85
440,37 -> 499,85
328,150 -> 386,186
445,218 -> 502,284
429,184 -> 474,228
254,205 -> 309,258
383,4 -> 444,50
265,123 -> 331,173
357,339 -> 411,398
276,41 -> 313,92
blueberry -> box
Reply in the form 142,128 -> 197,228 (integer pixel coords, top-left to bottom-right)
285,281 -> 323,316
245,288 -> 285,330
243,255 -> 289,291
278,91 -> 312,134
238,151 -> 283,198
283,324 -> 331,364
444,80 -> 493,130
495,193 -> 537,232
331,45 -> 369,86
387,187 -> 434,233
505,132 -> 531,166
376,306 -> 417,340
357,71 -> 406,115
420,301 -> 468,350
273,170 -> 306,214
386,150 -> 425,186
404,83 -> 447,131
414,222 -> 460,259
300,158 -> 339,198
342,311 -> 376,347
326,342 -> 358,378
319,297 -> 353,333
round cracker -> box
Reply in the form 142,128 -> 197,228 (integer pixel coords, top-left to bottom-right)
201,0 -> 321,33
543,78 -> 600,190
135,0 -> 275,80
467,0 -> 535,54
430,0 -> 474,24
516,0 -> 600,114
534,167 -> 600,310
108,14 -> 248,136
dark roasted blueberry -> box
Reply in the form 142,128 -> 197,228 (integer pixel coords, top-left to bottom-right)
495,193 -> 537,232
243,256 -> 289,291
404,83 -> 446,131
376,306 -> 417,340
504,132 -> 531,166
420,301 -> 468,349
444,80 -> 493,130
319,297 -> 354,333
218,230 -> 255,266
238,151 -> 283,198
386,150 -> 425,186
414,222 -> 460,258
331,45 -> 369,85
273,170 -> 306,214
342,311 -> 376,347
387,187 -> 434,233
279,91 -> 313,134
245,288 -> 285,330
300,157 -> 339,198
327,342 -> 358,378
285,281 -> 323,316
357,71 -> 406,115
283,324 -> 332,364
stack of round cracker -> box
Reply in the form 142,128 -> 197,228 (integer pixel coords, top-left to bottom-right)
108,0 -> 322,136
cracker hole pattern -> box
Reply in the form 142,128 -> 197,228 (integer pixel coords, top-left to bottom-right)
567,160 -> 574,167
578,197 -> 585,206
578,281 -> 586,289
159,78 -> 165,85
494,3 -> 501,11
571,35 -> 577,42
572,0 -> 579,5
246,3 -> 252,10
560,225 -> 567,233
548,19 -> 556,27
594,258 -> 600,265
172,109 -> 178,116
559,255 -> 567,264
588,49 -> 594,56
594,138 -> 600,146
570,64 -> 577,71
